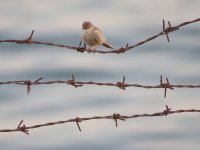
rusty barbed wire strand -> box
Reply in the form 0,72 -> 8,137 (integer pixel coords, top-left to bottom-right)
0,75 -> 199,97
0,105 -> 200,134
0,18 -> 199,54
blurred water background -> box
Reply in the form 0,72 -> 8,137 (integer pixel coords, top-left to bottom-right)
0,0 -> 200,149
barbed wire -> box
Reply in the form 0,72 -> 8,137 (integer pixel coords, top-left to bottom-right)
0,105 -> 199,135
0,75 -> 199,97
0,18 -> 199,54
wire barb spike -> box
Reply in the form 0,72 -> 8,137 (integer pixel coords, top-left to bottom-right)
77,41 -> 85,53
162,19 -> 170,42
17,120 -> 29,135
113,113 -> 125,127
34,77 -> 43,83
25,80 -> 32,94
160,75 -> 174,98
74,117 -> 82,132
163,105 -> 172,116
68,75 -> 83,88
117,76 -> 126,90
24,30 -> 34,44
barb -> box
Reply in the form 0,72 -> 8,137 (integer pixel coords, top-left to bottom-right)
117,76 -> 126,90
0,75 -> 199,97
0,18 -> 199,54
74,117 -> 82,132
0,106 -> 199,134
112,113 -> 125,127
67,75 -> 83,88
160,75 -> 174,98
17,120 -> 29,135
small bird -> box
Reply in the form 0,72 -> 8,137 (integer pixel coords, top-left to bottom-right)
80,21 -> 113,50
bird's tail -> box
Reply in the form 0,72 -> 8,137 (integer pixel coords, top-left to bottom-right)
102,42 -> 113,49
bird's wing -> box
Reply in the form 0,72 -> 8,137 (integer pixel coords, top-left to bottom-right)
92,26 -> 105,44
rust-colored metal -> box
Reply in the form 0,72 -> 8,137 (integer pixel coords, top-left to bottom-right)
0,75 -> 199,97
0,106 -> 199,134
0,18 -> 199,54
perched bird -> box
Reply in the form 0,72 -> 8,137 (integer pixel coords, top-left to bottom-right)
80,21 -> 113,50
